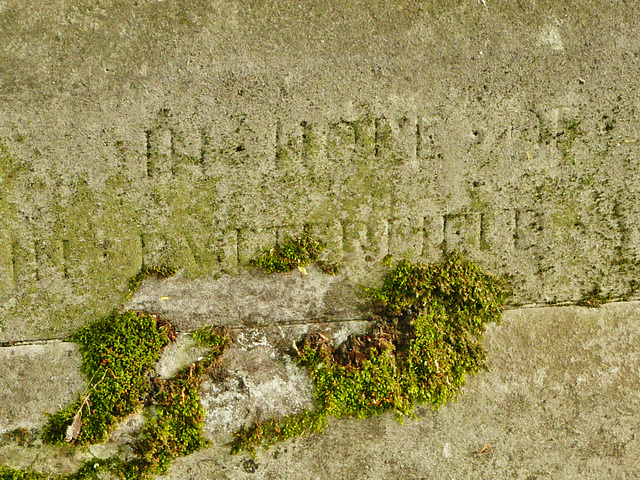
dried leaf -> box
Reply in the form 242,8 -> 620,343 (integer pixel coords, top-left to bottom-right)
298,266 -> 308,275
65,409 -> 83,442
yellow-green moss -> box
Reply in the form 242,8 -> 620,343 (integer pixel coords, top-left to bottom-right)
249,233 -> 324,274
40,321 -> 229,480
131,327 -> 229,475
230,251 -> 510,454
42,311 -> 172,445
0,467 -> 47,480
30,265 -> 235,480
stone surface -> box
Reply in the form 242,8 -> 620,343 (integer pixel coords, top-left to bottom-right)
2,302 -> 640,478
2,0 -> 640,341
0,341 -> 84,433
3,0 -> 640,478
125,265 -> 370,331
200,337 -> 315,438
157,302 -> 640,480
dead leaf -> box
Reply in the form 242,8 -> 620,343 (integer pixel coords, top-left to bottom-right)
65,409 -> 82,442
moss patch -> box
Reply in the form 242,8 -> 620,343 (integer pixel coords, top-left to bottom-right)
131,327 -> 229,475
0,467 -> 47,480
249,233 -> 324,274
42,311 -> 172,445
127,265 -> 178,297
31,265 -> 233,479
39,323 -> 229,480
230,251 -> 510,453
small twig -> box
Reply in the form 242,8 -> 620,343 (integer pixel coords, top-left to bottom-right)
475,443 -> 489,455
64,368 -> 112,442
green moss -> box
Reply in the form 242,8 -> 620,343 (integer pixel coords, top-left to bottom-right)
133,367 -> 210,473
1,428 -> 32,446
0,467 -> 47,480
56,457 -> 147,480
39,320 -> 229,479
230,409 -> 327,455
42,311 -> 171,445
250,233 -> 324,274
193,325 -> 230,349
131,328 -> 229,475
33,259 -> 229,479
249,232 -> 343,275
231,251 -> 510,453
127,265 -> 178,297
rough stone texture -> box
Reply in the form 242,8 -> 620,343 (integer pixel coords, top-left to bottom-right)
200,335 -> 315,438
0,341 -> 84,433
154,333 -> 209,380
158,302 -> 640,480
125,265 -> 370,331
3,0 -> 640,478
2,0 -> 640,341
2,302 -> 640,478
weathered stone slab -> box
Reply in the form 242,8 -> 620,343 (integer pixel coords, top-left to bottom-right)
2,302 -> 640,478
2,1 -> 640,341
155,302 -> 640,479
0,341 -> 84,433
125,266 -> 371,330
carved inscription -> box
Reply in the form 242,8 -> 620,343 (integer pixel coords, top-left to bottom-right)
33,237 -> 64,282
443,213 -> 482,251
515,209 -> 544,250
62,239 -> 70,279
375,114 -> 417,164
275,120 -> 303,167
1,110 -> 569,291
342,218 -> 389,263
389,217 -> 423,259
146,127 -> 172,178
422,214 -> 445,261
0,232 -> 12,292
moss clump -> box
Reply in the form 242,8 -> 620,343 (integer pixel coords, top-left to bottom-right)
127,265 -> 178,296
131,328 -> 229,475
1,427 -> 32,446
0,467 -> 46,480
40,323 -> 229,480
230,409 -> 326,455
193,325 -> 230,349
250,233 -> 324,274
231,251 -> 510,453
54,457 -> 145,480
42,311 -> 171,445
